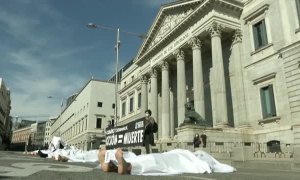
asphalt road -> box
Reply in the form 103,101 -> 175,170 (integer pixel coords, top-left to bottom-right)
0,151 -> 300,180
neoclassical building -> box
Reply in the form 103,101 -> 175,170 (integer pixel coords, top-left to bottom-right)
50,79 -> 116,150
117,0 -> 300,152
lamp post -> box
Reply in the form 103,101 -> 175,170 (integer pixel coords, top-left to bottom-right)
87,23 -> 145,127
48,96 -> 64,136
14,116 -> 19,130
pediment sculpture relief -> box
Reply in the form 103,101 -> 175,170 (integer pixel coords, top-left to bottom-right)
148,9 -> 193,49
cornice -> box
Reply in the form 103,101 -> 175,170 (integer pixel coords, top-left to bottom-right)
252,72 -> 276,85
244,0 -> 253,6
242,4 -> 269,23
120,65 -> 138,81
118,78 -> 140,94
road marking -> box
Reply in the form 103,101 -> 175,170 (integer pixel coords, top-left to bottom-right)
180,175 -> 216,180
0,162 -> 93,177
0,156 -> 45,161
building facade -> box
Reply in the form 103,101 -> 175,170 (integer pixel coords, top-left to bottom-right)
32,121 -> 47,148
118,0 -> 300,151
44,120 -> 53,146
11,126 -> 31,151
0,78 -> 12,149
50,79 -> 116,150
11,127 -> 31,144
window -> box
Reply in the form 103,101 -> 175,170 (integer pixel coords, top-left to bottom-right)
122,102 -> 126,116
253,19 -> 268,50
244,142 -> 251,146
267,140 -> 281,153
111,119 -> 115,127
138,93 -> 141,109
129,97 -> 134,112
96,118 -> 102,128
112,103 -> 115,109
296,0 -> 300,23
97,102 -> 103,107
260,85 -> 276,119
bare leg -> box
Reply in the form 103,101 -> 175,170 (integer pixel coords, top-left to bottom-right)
29,151 -> 38,156
57,155 -> 69,162
98,147 -> 118,172
98,147 -> 110,172
115,148 -> 132,174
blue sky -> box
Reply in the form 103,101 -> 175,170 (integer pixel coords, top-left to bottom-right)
0,0 -> 175,120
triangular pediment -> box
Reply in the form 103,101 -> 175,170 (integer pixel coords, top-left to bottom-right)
135,0 -> 203,61
148,8 -> 194,49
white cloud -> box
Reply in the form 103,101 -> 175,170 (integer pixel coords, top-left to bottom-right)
11,75 -> 85,117
48,45 -> 96,60
9,49 -> 42,69
0,0 -> 136,119
0,1 -> 64,48
0,2 -> 87,118
7,48 -> 86,117
0,9 -> 40,37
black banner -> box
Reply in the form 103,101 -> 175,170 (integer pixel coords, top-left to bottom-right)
105,117 -> 144,149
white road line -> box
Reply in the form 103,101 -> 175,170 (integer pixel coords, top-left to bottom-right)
180,175 -> 216,180
0,162 -> 93,177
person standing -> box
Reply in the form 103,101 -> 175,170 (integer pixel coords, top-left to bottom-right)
107,120 -> 113,129
143,109 -> 156,154
193,133 -> 201,148
201,132 -> 207,148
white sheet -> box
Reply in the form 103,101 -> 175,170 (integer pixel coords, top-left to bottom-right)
49,136 -> 64,152
194,150 -> 236,173
33,145 -> 99,163
38,137 -> 236,175
124,149 -> 212,175
104,149 -> 236,175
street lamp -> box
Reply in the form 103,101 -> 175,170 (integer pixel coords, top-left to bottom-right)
48,96 -> 64,137
14,116 -> 19,130
87,22 -> 146,126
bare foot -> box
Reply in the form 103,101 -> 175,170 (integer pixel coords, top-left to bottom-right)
57,155 -> 68,162
115,148 -> 131,174
98,147 -> 110,172
57,155 -> 62,161
30,151 -> 37,156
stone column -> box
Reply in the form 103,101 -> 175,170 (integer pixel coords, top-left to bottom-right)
150,68 -> 158,139
161,61 -> 170,139
207,22 -> 228,127
141,75 -> 148,114
293,124 -> 300,168
189,37 -> 205,120
170,88 -> 175,137
230,30 -> 249,127
174,49 -> 186,126
150,68 -> 158,121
